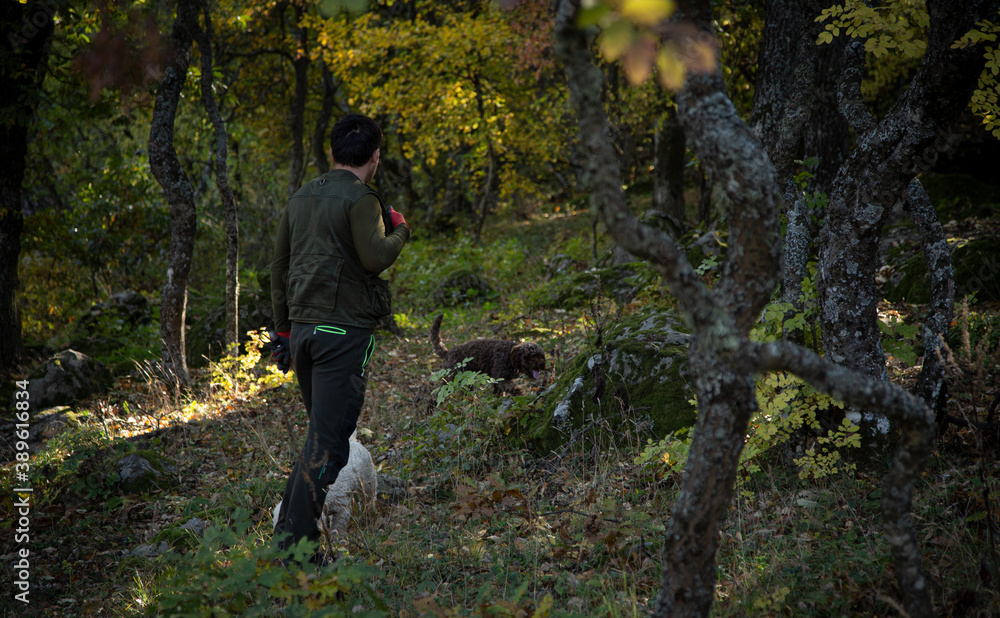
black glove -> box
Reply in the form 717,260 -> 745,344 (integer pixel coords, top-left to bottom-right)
270,330 -> 291,373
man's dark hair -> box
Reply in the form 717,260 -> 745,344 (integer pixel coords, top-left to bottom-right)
330,114 -> 382,167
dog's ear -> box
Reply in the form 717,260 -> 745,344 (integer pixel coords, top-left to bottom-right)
509,343 -> 523,366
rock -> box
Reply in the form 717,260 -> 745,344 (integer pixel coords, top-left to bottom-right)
180,517 -> 207,537
376,474 -> 407,505
25,350 -> 114,410
79,291 -> 151,329
0,406 -> 81,459
515,310 -> 696,453
126,541 -> 171,558
273,435 -> 378,535
66,292 -> 154,371
545,254 -> 587,278
116,451 -> 176,494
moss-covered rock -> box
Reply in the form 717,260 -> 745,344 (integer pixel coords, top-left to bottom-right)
513,310 -> 695,453
115,449 -> 178,494
528,261 -> 661,310
151,516 -> 216,552
886,237 -> 1000,304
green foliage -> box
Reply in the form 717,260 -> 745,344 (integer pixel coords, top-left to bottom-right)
792,158 -> 830,228
208,328 -> 295,400
527,261 -> 661,310
743,371 -> 855,480
26,421 -> 126,503
397,363 -> 505,478
817,2 -> 1000,134
877,312 -> 920,367
954,16 -> 1000,137
751,266 -> 822,349
633,427 -> 690,481
313,0 -> 574,212
431,361 -> 499,407
815,0 -> 928,58
743,281 -> 864,480
694,254 -> 718,276
155,509 -> 387,616
392,234 -> 529,313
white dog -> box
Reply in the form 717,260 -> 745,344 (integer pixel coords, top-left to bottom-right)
272,434 -> 377,536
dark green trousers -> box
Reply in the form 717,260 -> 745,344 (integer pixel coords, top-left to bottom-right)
274,322 -> 375,552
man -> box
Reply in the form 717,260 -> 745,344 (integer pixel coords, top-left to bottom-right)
270,113 -> 410,562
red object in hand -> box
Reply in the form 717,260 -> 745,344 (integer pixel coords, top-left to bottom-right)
277,331 -> 290,339
389,207 -> 408,230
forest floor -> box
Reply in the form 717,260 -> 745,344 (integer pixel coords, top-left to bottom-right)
2,209 -> 999,617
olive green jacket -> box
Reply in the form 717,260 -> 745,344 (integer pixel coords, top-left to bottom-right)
270,169 -> 410,332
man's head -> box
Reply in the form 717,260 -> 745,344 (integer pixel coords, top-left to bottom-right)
330,114 -> 382,168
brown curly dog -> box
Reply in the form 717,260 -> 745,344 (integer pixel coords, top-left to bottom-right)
430,314 -> 546,394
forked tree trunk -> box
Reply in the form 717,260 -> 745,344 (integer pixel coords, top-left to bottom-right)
818,0 -> 999,435
555,0 -> 938,615
194,0 -> 240,354
149,0 -> 198,386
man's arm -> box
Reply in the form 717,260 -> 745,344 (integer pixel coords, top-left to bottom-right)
270,209 -> 292,333
350,194 -> 410,273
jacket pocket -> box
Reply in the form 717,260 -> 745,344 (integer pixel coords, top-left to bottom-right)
370,276 -> 392,319
288,254 -> 343,311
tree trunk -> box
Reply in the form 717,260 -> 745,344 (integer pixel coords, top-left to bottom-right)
287,4 -> 308,196
652,111 -> 686,231
803,32 -> 848,196
555,1 -> 939,615
0,0 -> 54,375
195,0 -> 240,354
310,62 -> 337,176
903,179 -> 953,407
819,0 -> 998,434
149,0 -> 198,386
749,0 -> 824,319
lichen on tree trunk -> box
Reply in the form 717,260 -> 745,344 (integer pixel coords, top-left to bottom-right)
554,1 -> 944,615
903,179 -> 953,408
194,0 -> 240,355
149,0 -> 199,386
817,1 -> 998,436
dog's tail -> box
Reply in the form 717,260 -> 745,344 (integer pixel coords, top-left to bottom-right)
430,314 -> 448,359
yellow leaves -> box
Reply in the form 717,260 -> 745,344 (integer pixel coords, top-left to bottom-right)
598,19 -> 635,61
619,0 -> 675,26
589,0 -> 716,90
814,0 -> 929,60
622,35 -> 656,85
